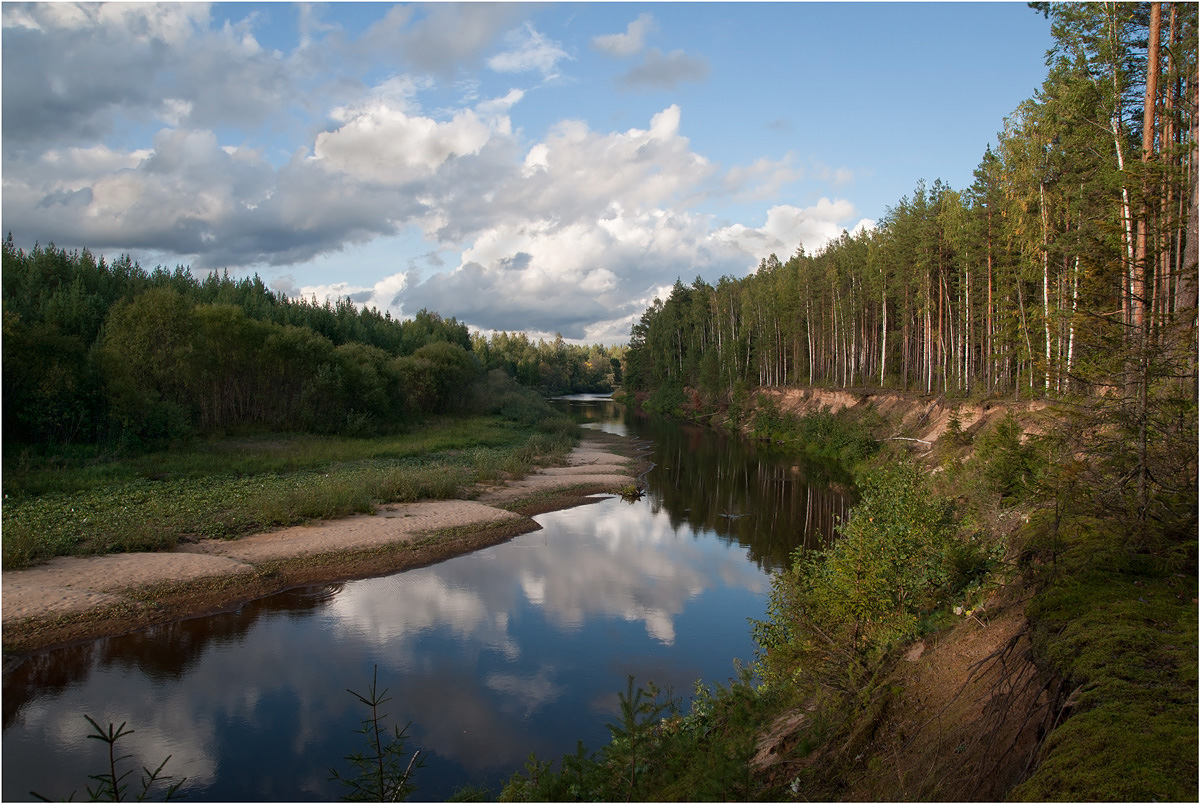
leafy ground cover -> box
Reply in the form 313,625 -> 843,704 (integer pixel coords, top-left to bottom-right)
3,413 -> 577,569
1010,513 -> 1198,801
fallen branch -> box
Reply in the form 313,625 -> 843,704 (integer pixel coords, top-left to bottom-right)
883,437 -> 933,446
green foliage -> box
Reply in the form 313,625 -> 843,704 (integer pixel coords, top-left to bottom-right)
499,673 -> 762,802
472,331 -> 622,395
0,239 -> 505,447
754,462 -> 958,689
606,676 -> 672,800
642,379 -> 688,416
31,715 -> 186,802
972,412 -> 1039,499
941,534 -> 1003,597
748,399 -> 880,467
617,483 -> 643,502
330,666 -> 423,802
944,407 -> 972,447
1010,515 -> 1198,802
2,309 -> 101,444
99,287 -> 198,445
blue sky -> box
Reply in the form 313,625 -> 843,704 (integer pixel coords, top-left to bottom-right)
2,2 -> 1054,343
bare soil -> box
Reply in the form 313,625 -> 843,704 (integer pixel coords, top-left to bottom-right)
743,389 -> 1057,801
763,386 -> 1051,444
847,583 -> 1057,801
1,432 -> 646,657
749,575 -> 1055,802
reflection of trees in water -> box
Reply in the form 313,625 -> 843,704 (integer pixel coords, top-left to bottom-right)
10,402 -> 849,731
3,642 -> 97,728
557,398 -> 857,571
94,584 -> 343,681
2,583 -> 344,727
636,416 -> 855,572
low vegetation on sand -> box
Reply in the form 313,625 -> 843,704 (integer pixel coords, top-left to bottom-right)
2,373 -> 578,569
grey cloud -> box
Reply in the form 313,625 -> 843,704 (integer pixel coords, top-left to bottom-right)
618,48 -> 708,91
591,13 -> 655,58
365,3 -> 526,79
401,262 -> 610,339
2,4 -> 293,155
2,21 -> 162,151
270,274 -> 300,297
196,156 -> 434,268
1,125 -> 434,270
172,36 -> 294,131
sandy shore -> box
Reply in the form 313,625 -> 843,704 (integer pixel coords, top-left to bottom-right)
2,434 -> 644,656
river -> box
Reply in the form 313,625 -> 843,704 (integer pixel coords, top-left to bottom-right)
2,396 -> 852,801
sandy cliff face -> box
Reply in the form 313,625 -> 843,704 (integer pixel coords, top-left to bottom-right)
759,387 -> 1048,445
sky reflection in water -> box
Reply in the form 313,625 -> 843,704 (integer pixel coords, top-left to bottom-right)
3,402 -> 847,801
3,499 -> 768,801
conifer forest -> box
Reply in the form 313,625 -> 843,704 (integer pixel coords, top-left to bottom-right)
624,2 -> 1196,529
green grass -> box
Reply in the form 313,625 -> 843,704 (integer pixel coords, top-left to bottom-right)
1009,515 -> 1198,802
2,415 -> 577,568
3,415 -> 543,497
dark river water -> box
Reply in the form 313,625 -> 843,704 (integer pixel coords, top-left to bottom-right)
2,397 -> 852,802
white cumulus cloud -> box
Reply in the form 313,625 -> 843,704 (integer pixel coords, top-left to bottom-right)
313,106 -> 495,183
714,199 -> 869,259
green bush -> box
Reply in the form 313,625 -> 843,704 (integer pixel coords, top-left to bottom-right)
748,399 -> 879,467
944,407 -> 973,447
499,674 -> 760,802
643,380 -> 688,416
753,462 -> 957,690
973,412 -> 1038,499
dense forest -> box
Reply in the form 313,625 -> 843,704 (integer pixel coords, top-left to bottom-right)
626,2 -> 1196,403
1,240 -> 622,448
623,2 -> 1196,529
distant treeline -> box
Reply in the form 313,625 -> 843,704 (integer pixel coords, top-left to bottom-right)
2,238 -> 621,446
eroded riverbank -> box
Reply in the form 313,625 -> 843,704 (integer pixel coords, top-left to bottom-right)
2,432 -> 646,658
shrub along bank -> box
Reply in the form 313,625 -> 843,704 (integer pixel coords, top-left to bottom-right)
498,388 -> 1196,802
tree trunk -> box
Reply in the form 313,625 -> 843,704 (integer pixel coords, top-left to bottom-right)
880,280 -> 888,386
1133,2 -> 1161,334
1041,179 -> 1053,394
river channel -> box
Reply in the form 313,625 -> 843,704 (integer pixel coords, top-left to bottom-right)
2,396 -> 852,801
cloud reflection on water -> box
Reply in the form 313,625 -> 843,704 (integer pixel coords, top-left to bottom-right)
324,495 -> 766,654
4,410 -> 808,801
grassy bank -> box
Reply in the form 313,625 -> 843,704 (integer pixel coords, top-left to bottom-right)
1010,513 -> 1197,801
3,384 -> 579,568
499,388 -> 1196,802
